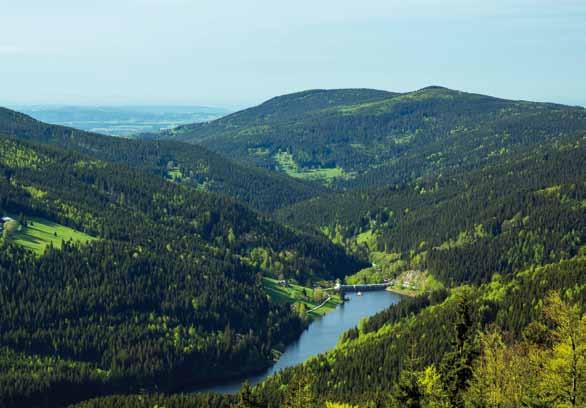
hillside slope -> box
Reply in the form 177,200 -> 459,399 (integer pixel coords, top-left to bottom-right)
0,134 -> 362,407
148,87 -> 586,188
256,256 -> 585,406
0,107 -> 323,212
277,134 -> 586,283
69,109 -> 586,408
257,134 -> 586,405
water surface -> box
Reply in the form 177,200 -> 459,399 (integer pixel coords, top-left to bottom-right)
193,290 -> 401,394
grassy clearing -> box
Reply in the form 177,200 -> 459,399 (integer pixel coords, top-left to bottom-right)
262,277 -> 341,317
167,167 -> 183,181
274,151 -> 353,184
247,147 -> 271,157
7,216 -> 96,255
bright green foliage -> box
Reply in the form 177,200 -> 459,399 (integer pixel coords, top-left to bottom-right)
464,293 -> 586,407
533,293 -> 586,407
0,138 -> 53,169
464,330 -> 530,407
0,86 -> 585,408
275,150 -> 353,184
282,370 -> 315,408
167,166 -> 183,181
1,220 -> 18,240
263,277 -> 341,317
9,215 -> 95,254
325,402 -> 359,408
417,365 -> 450,408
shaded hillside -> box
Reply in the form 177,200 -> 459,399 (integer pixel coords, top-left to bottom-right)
0,134 -> 362,407
69,133 -> 586,407
148,87 -> 586,188
0,107 -> 323,212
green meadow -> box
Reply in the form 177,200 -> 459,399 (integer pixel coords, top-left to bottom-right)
8,216 -> 96,255
262,277 -> 341,317
274,151 -> 352,184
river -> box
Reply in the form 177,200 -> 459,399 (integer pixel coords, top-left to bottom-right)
192,290 -> 402,394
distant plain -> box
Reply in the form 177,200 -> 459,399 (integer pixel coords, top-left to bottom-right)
10,105 -> 231,137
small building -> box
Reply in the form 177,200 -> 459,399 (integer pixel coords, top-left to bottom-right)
0,217 -> 13,232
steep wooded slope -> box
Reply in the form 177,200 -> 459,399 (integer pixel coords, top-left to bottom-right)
277,134 -> 586,284
0,134 -> 361,407
251,135 -> 586,406
70,135 -> 586,406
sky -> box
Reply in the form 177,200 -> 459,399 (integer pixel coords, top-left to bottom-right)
1,0 -> 585,108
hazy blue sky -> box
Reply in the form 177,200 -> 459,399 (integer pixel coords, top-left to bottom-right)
1,0 -> 585,108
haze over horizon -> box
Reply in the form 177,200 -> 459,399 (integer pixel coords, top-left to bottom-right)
1,0 -> 585,108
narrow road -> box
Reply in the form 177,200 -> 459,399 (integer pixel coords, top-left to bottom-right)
307,296 -> 331,314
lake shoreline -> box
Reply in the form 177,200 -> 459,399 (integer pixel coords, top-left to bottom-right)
386,287 -> 418,297
190,290 -> 401,395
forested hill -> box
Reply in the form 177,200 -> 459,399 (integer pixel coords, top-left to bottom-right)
276,134 -> 586,285
3,87 -> 585,408
0,133 -> 362,407
249,131 -> 586,405
146,86 -> 586,188
162,88 -> 396,138
0,107 -> 323,212
70,128 -> 586,407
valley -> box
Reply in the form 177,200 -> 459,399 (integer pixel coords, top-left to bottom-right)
3,1 -> 585,406
0,86 -> 584,407
192,290 -> 402,395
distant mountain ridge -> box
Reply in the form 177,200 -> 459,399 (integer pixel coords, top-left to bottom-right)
144,86 -> 586,188
144,88 -> 396,143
